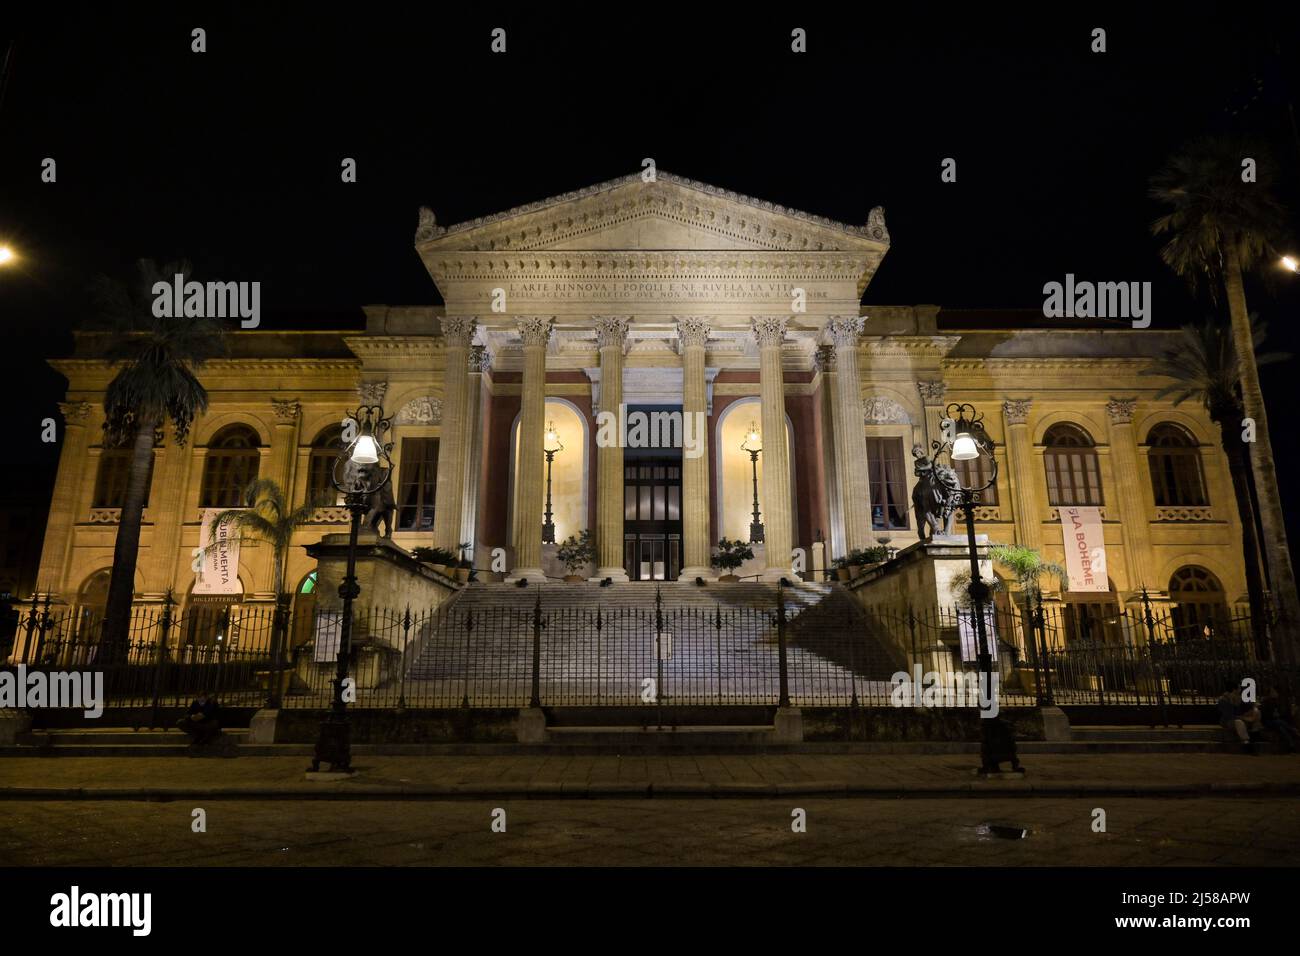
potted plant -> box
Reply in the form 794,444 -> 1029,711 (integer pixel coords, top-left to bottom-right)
710,537 -> 754,582
556,529 -> 595,582
412,546 -> 457,577
844,546 -> 889,578
831,555 -> 852,582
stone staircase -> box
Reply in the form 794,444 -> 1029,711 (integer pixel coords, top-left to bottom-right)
403,580 -> 902,710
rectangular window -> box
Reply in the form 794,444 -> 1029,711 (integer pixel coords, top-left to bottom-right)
954,457 -> 999,505
396,438 -> 438,531
866,437 -> 909,530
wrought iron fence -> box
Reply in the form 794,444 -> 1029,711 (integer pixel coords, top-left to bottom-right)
2,589 -> 1288,722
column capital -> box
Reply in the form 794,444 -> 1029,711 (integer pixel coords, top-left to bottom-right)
57,401 -> 93,425
1002,398 -> 1032,425
593,315 -> 631,349
271,398 -> 301,424
357,380 -> 388,406
825,315 -> 865,348
750,315 -> 789,349
467,344 -> 491,373
1106,397 -> 1137,425
516,316 -> 555,348
440,315 -> 478,347
674,316 -> 711,349
916,380 -> 947,405
814,345 -> 836,373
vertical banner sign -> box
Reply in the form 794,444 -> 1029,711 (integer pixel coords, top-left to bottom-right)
195,508 -> 243,596
958,606 -> 998,663
1060,506 -> 1108,592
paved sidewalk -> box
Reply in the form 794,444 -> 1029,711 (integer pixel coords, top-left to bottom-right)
2,752 -> 1298,799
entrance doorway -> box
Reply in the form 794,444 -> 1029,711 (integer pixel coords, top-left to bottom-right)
623,458 -> 683,581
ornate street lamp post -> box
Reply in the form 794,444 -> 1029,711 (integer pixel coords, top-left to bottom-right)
937,403 -> 1005,765
542,421 -> 564,545
742,422 -> 764,544
309,403 -> 393,774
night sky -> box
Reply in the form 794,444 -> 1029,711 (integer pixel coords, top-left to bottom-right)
2,5 -> 1299,546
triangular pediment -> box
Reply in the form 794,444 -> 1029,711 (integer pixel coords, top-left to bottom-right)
416,173 -> 890,255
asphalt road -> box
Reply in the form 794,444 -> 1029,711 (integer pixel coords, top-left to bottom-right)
3,796 -> 1297,866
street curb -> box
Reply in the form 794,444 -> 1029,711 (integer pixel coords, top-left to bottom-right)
1,781 -> 1297,801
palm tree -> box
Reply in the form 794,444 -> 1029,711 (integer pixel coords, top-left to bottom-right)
207,478 -> 324,706
990,543 -> 1067,602
92,260 -> 226,663
990,543 -> 1067,662
1150,137 -> 1299,654
1143,316 -> 1287,658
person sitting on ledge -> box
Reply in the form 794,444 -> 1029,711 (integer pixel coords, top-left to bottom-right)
176,690 -> 222,746
1217,687 -> 1262,754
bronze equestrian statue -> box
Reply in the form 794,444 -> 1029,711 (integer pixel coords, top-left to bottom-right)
911,445 -> 962,539
340,460 -> 397,538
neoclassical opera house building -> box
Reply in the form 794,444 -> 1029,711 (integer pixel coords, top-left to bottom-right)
35,174 -> 1248,642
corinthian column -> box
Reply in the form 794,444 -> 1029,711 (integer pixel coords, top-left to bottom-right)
677,317 -> 712,579
916,380 -> 948,453
510,317 -> 553,581
34,401 -> 94,600
1002,399 -> 1042,553
752,316 -> 794,580
459,345 -> 490,557
827,316 -> 872,554
815,346 -> 845,560
1106,398 -> 1154,592
432,316 -> 476,553
594,316 -> 631,581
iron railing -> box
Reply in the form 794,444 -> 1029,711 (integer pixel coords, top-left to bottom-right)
3,589 -> 1287,721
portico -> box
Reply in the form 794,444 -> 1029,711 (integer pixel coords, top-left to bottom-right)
413,172 -> 891,582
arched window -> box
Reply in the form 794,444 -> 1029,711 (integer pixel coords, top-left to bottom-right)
306,425 -> 344,506
1169,565 -> 1227,639
1043,423 -> 1102,506
93,444 -> 154,508
1147,423 -> 1207,507
200,425 -> 261,508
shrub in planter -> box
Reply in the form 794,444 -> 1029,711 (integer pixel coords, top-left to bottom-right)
710,537 -> 754,581
831,555 -> 852,582
556,529 -> 595,582
455,542 -> 473,582
412,546 -> 457,576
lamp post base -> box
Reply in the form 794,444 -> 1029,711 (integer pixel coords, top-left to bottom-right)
308,716 -> 353,774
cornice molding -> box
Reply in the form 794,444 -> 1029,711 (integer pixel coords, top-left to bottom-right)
419,172 -> 889,252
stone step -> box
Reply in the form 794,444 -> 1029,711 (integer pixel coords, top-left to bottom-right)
1070,725 -> 1231,742
22,729 -> 251,746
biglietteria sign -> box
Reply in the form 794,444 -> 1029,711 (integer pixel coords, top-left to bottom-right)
1059,506 -> 1107,592
195,508 -> 243,596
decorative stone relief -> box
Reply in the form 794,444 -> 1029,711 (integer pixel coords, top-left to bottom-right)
58,401 -> 92,424
593,315 -> 630,349
674,316 -> 711,349
357,381 -> 388,405
440,316 -> 477,347
1003,399 -> 1032,426
1106,398 -> 1137,424
271,399 -> 300,423
467,344 -> 490,373
1154,507 -> 1213,522
751,316 -> 788,348
826,315 -> 865,348
916,380 -> 947,405
862,396 -> 911,424
517,316 -> 556,348
866,206 -> 889,242
394,397 -> 443,425
414,206 -> 444,243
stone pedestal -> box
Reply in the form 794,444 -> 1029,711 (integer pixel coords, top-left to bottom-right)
773,706 -> 804,743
